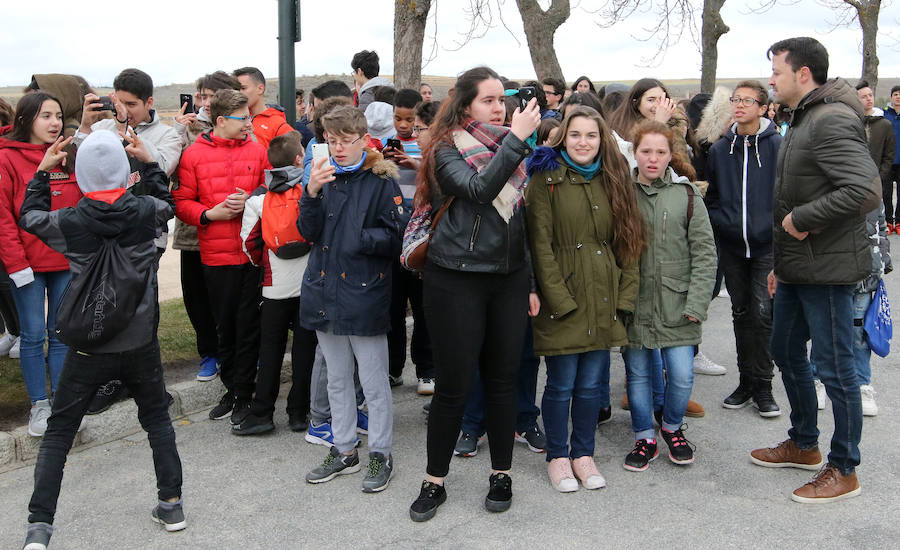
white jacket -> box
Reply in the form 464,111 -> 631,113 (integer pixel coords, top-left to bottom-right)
240,193 -> 307,300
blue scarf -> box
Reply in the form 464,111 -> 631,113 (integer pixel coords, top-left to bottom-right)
331,151 -> 367,174
560,150 -> 601,180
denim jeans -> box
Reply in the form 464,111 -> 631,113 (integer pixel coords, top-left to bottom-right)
719,249 -> 775,382
543,350 -> 609,460
771,283 -> 862,475
624,346 -> 694,440
9,271 -> 70,403
28,340 -> 182,525
460,320 -> 541,436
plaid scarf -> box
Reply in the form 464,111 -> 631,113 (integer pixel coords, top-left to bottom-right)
452,119 -> 528,223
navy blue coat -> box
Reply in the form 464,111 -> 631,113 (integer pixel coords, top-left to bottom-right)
298,150 -> 407,336
705,118 -> 782,258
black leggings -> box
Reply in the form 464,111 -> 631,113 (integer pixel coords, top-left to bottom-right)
0,266 -> 19,336
424,265 -> 529,477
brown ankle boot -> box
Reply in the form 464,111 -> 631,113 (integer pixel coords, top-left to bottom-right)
684,399 -> 705,417
750,439 -> 824,470
791,463 -> 861,503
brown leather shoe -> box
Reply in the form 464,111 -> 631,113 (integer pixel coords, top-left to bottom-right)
750,439 -> 824,470
684,400 -> 705,417
791,463 -> 861,503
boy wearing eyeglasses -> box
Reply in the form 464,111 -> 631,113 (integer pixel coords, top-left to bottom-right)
300,105 -> 406,493
173,89 -> 268,425
704,80 -> 783,418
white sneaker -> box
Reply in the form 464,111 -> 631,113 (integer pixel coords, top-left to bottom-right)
860,384 -> 878,417
693,351 -> 727,375
718,287 -> 729,298
0,332 -> 17,356
8,336 -> 20,358
814,379 -> 826,410
417,378 -> 435,395
28,400 -> 52,437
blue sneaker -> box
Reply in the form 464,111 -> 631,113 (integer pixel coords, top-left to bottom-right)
357,408 -> 369,435
196,356 -> 218,382
305,420 -> 362,448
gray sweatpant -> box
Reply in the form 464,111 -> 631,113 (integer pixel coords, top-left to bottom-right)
308,344 -> 364,424
316,328 -> 393,456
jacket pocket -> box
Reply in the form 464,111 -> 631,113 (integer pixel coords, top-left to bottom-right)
338,271 -> 389,324
659,274 -> 690,327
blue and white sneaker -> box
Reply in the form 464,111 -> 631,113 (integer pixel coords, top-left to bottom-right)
196,356 -> 219,382
357,408 -> 369,435
305,421 -> 334,447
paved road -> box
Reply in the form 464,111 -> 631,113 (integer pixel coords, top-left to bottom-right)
1,290 -> 899,549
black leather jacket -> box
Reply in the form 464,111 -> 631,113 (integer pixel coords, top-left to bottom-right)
427,132 -> 533,275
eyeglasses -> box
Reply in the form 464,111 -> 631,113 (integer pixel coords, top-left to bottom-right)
730,97 -> 761,107
223,115 -> 252,123
326,135 -> 364,148
543,89 -> 560,96
412,126 -> 430,134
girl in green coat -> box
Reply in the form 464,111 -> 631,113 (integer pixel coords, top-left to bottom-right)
526,106 -> 645,492
623,121 -> 716,473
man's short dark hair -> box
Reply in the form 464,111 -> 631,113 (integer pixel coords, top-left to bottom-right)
233,67 -> 266,89
541,77 -> 565,97
525,80 -> 548,112
114,68 -> 153,102
210,89 -> 248,122
267,131 -> 303,168
311,80 -> 353,102
855,80 -> 871,91
394,89 -> 422,110
296,89 -> 305,99
197,71 -> 241,93
892,85 -> 900,96
735,80 -> 769,105
351,50 -> 380,79
373,86 -> 395,105
767,37 -> 829,86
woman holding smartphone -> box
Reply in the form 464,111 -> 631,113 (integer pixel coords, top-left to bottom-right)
408,66 -> 540,522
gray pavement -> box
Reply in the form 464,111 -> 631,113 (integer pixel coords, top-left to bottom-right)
2,292 -> 900,549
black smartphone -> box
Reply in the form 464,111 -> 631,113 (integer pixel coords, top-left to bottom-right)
386,138 -> 403,151
518,86 -> 536,110
180,93 -> 195,114
95,96 -> 116,112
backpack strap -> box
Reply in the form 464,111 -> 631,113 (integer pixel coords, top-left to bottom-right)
682,183 -> 695,227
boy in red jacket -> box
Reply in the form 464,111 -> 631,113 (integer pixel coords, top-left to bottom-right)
173,89 -> 267,424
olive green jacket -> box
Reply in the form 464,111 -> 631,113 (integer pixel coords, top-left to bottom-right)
525,160 -> 639,356
628,168 -> 716,348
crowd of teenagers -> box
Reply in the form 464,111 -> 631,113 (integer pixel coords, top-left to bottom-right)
1,35 -> 896,548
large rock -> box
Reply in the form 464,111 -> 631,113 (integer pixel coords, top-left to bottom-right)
170,378 -> 225,415
0,431 -> 15,467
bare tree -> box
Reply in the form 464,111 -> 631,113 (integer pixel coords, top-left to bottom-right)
514,0 -> 570,82
822,0 -> 883,91
700,0 -> 729,93
394,0 -> 433,90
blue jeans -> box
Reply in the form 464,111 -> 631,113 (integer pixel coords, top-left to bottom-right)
771,283 -> 862,474
9,271 -> 70,403
624,346 -> 694,440
651,349 -> 665,409
543,350 -> 609,460
811,291 -> 873,386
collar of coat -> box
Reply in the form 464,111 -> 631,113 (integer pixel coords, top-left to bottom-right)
526,146 -> 595,186
348,147 -> 399,180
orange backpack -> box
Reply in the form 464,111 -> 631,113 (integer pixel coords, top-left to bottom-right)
261,186 -> 310,259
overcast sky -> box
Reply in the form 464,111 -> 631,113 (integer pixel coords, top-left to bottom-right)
2,0 -> 898,90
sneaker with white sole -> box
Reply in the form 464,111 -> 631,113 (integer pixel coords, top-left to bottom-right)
23,521 -> 53,550
453,432 -> 484,457
150,500 -> 187,532
813,379 -> 827,410
860,384 -> 878,416
306,447 -> 360,483
8,336 -> 20,358
514,424 -> 546,453
417,378 -> 435,395
693,351 -> 726,375
547,457 -> 578,492
28,400 -> 52,437
0,332 -> 17,356
196,356 -> 218,382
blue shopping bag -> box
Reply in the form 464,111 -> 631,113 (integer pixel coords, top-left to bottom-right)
864,279 -> 892,357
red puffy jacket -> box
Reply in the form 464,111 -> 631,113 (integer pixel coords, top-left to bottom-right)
0,136 -> 81,276
252,107 -> 293,149
174,132 -> 268,266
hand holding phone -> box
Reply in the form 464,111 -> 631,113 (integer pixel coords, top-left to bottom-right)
179,94 -> 195,115
311,143 -> 329,165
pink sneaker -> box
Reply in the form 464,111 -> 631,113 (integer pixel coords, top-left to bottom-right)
572,456 -> 607,490
547,458 -> 578,492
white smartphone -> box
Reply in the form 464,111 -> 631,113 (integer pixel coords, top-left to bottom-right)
311,143 -> 329,165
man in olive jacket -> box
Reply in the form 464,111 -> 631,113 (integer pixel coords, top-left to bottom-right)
751,37 -> 881,504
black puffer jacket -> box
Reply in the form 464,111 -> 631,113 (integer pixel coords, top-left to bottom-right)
428,132 -> 532,274
773,78 -> 881,285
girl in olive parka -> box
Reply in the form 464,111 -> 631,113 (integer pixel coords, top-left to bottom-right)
526,106 -> 645,492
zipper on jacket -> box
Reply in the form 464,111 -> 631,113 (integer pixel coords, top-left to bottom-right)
468,214 -> 482,252
662,210 -> 668,243
741,136 -> 751,258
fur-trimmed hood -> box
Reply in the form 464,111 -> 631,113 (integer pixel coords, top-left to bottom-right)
526,146 -> 562,176
361,147 -> 399,180
696,86 -> 733,145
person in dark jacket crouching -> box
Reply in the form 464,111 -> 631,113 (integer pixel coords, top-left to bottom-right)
750,37 -> 881,504
19,130 -> 183,549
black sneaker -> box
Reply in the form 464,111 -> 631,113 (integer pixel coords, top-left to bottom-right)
388,374 -> 403,387
515,425 -> 546,453
209,392 -> 235,420
423,400 -> 431,415
753,389 -> 782,418
660,426 -> 695,465
85,380 -> 129,415
362,452 -> 394,493
624,438 -> 659,472
231,414 -> 275,436
306,447 -> 361,483
409,481 -> 446,522
484,472 -> 512,513
288,412 -> 309,432
454,432 -> 481,457
597,406 -> 612,426
150,500 -> 187,532
723,385 -> 754,409
230,400 -> 251,426
23,521 -> 53,550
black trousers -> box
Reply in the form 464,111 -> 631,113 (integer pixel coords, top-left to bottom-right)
28,340 -> 182,524
719,246 -> 776,383
424,265 -> 529,477
203,264 -> 261,402
0,266 -> 19,336
180,250 -> 218,358
250,296 -> 316,418
388,261 -> 434,379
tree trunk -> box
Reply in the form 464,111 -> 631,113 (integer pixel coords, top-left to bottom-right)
393,0 -> 432,90
700,0 -> 729,94
515,0 -> 570,82
852,0 -> 880,93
